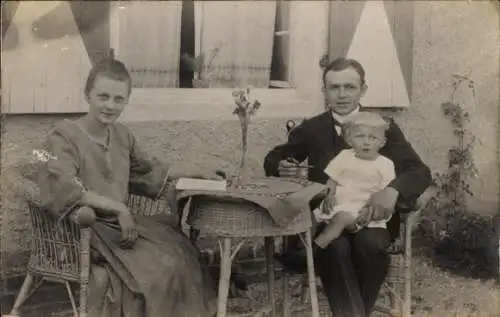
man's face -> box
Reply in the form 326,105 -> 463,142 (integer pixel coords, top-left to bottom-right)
85,74 -> 130,124
322,67 -> 367,116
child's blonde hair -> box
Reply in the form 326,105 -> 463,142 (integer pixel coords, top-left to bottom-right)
343,112 -> 389,137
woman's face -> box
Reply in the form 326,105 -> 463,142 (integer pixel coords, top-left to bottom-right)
85,74 -> 130,125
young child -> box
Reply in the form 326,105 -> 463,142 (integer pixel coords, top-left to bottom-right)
313,112 -> 396,249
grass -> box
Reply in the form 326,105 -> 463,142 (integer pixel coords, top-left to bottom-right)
16,243 -> 500,317
227,246 -> 500,317
410,245 -> 499,317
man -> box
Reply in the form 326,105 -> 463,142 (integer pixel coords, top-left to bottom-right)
263,57 -> 431,317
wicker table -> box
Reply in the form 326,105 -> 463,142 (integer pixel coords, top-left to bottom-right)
177,177 -> 326,317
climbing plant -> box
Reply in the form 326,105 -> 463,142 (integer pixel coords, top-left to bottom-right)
419,74 -> 498,279
428,74 -> 478,223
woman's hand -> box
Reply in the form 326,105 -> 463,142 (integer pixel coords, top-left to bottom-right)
191,168 -> 227,181
169,166 -> 227,181
116,206 -> 137,249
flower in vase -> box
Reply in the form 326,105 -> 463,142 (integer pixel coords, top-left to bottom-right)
232,88 -> 261,118
231,88 -> 261,186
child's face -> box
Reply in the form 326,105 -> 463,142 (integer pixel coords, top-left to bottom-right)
85,74 -> 130,125
346,124 -> 386,159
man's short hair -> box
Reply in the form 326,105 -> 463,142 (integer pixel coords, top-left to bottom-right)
322,57 -> 366,86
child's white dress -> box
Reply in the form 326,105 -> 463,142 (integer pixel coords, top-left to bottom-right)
313,149 -> 396,229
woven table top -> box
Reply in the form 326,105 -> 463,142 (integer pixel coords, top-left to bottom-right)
177,177 -> 327,237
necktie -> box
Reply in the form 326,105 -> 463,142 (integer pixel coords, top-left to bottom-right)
334,123 -> 343,137
335,123 -> 351,148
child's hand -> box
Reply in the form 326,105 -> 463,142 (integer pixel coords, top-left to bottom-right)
355,205 -> 373,227
321,189 -> 336,215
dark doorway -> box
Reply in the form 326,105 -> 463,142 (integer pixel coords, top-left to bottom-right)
179,0 -> 195,88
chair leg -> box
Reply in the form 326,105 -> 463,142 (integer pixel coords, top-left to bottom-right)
373,286 -> 394,317
300,275 -> 310,303
6,273 -> 42,317
388,281 -> 403,317
264,237 -> 277,317
65,281 -> 78,317
304,230 -> 320,317
189,227 -> 200,244
217,238 -> 233,317
79,227 -> 91,317
402,214 -> 416,317
281,236 -> 291,317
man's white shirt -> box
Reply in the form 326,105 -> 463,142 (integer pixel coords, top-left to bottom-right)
331,107 -> 360,135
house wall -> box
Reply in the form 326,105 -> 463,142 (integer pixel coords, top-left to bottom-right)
399,1 -> 500,215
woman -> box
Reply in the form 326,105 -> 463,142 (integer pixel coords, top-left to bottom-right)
30,56 -> 219,317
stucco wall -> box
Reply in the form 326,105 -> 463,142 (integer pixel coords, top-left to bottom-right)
399,1 -> 500,215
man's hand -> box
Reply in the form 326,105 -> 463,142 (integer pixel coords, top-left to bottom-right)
355,187 -> 398,226
277,158 -> 300,178
117,207 -> 137,249
367,187 -> 399,221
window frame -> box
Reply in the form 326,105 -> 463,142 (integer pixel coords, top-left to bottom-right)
110,1 -> 329,121
269,0 -> 293,89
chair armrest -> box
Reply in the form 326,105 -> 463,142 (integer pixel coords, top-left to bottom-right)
396,186 -> 437,214
128,194 -> 170,216
68,206 -> 96,228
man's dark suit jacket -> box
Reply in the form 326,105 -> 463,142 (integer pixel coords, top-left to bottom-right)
263,110 -> 432,239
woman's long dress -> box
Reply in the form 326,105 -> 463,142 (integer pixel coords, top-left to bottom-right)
34,119 -> 216,317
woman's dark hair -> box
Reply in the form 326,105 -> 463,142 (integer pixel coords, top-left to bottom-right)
321,57 -> 366,86
84,50 -> 132,97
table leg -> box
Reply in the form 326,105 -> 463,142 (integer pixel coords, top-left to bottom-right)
264,237 -> 276,317
217,238 -> 233,317
281,236 -> 291,317
304,230 -> 320,317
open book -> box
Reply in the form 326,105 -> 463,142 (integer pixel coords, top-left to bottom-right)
175,178 -> 227,192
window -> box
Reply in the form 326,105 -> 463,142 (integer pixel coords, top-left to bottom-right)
112,1 -> 293,90
109,1 -> 329,121
269,0 -> 293,89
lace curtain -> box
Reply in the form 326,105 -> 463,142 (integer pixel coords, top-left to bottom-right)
196,1 -> 276,88
112,1 -> 182,88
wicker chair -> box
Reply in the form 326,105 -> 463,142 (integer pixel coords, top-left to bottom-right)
6,194 -> 169,317
283,119 -> 430,317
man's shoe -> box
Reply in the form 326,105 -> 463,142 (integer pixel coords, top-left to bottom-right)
275,250 -> 308,274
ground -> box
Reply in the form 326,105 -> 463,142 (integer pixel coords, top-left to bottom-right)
13,244 -> 500,317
